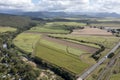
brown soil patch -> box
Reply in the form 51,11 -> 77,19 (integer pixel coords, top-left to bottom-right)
42,35 -> 99,53
71,28 -> 113,36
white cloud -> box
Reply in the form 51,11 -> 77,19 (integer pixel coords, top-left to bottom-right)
89,0 -> 120,13
37,0 -> 90,12
0,0 -> 35,11
0,0 -> 120,13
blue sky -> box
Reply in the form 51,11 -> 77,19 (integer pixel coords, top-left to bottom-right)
32,0 -> 39,4
0,0 -> 120,13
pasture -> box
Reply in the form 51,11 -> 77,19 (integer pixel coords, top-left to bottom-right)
0,26 -> 16,32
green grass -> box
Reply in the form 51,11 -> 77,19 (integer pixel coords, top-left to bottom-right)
29,22 -> 86,34
0,27 -> 16,33
46,22 -> 86,27
39,39 -> 87,56
13,32 -> 93,75
35,41 -> 89,74
110,73 -> 120,80
65,39 -> 100,49
48,34 -> 119,60
49,34 -> 119,49
13,33 -> 41,52
30,27 -> 69,34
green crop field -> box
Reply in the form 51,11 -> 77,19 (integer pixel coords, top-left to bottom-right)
29,22 -> 86,34
13,21 -> 119,78
39,39 -> 87,56
0,27 -> 16,33
110,73 -> 120,80
35,41 -> 89,74
46,22 -> 86,26
48,34 -> 119,59
13,33 -> 41,52
49,34 -> 119,49
30,27 -> 69,34
14,32 -> 95,75
63,39 -> 100,49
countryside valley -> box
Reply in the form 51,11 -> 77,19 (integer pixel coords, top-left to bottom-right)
0,12 -> 120,80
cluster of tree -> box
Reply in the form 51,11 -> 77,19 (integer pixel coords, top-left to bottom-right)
91,45 -> 105,61
0,32 -> 40,80
50,24 -> 84,33
0,13 -> 44,79
0,13 -> 46,30
0,13 -> 31,28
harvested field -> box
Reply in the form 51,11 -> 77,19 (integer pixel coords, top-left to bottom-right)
71,27 -> 113,36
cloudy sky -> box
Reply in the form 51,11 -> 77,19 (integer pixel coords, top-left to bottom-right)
0,0 -> 120,13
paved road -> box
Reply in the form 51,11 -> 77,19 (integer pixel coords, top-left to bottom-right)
97,51 -> 120,80
77,41 -> 120,80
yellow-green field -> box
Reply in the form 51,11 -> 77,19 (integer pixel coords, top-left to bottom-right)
13,33 -> 41,52
35,41 -> 89,74
29,22 -> 86,34
46,22 -> 86,26
30,27 -> 69,34
38,39 -> 87,56
63,39 -> 100,49
48,34 -> 119,59
0,27 -> 16,33
49,34 -> 119,49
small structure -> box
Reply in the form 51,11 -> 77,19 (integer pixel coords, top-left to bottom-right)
3,44 -> 7,48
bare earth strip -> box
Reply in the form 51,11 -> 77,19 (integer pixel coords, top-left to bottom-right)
71,27 -> 113,36
42,35 -> 98,53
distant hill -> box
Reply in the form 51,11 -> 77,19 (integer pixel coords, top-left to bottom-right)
21,11 -> 120,18
91,12 -> 120,18
0,13 -> 31,28
21,11 -> 92,18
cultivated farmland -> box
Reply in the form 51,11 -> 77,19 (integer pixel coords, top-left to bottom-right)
29,22 -> 86,34
13,21 -> 119,80
71,27 -> 113,36
35,41 -> 89,74
13,32 -> 41,52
